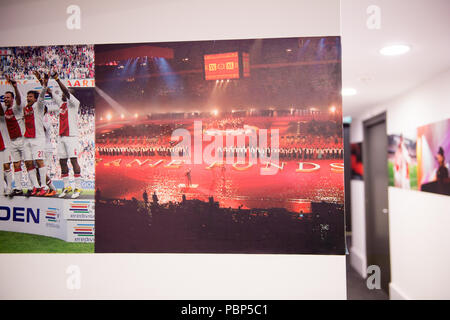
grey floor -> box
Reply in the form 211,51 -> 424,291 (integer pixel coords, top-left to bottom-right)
346,236 -> 389,300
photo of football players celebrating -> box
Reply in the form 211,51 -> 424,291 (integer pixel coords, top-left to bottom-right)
0,45 -> 95,199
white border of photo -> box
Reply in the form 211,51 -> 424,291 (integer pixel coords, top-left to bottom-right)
0,0 -> 345,300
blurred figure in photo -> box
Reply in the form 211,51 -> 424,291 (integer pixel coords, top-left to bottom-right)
435,147 -> 448,182
394,135 -> 411,189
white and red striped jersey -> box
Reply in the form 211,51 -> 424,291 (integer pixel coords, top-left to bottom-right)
0,116 -> 11,151
0,123 -> 6,151
50,94 -> 80,137
1,102 -> 25,140
42,112 -> 53,151
23,89 -> 46,139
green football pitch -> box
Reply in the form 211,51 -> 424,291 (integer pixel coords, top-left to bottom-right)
388,161 -> 418,189
0,230 -> 94,253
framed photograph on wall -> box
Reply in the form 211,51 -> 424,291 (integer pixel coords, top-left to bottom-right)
94,36 -> 345,254
388,134 -> 418,190
0,45 -> 96,253
350,142 -> 363,180
417,118 -> 450,196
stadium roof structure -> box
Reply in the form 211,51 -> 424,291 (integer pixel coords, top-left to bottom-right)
96,44 -> 174,65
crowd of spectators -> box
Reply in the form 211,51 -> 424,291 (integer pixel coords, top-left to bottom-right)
96,117 -> 343,161
96,37 -> 340,112
95,193 -> 345,254
1,45 -> 94,80
97,142 -> 343,161
98,63 -> 340,110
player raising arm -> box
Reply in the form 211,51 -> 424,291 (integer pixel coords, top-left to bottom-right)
21,71 -> 49,196
0,100 -> 13,196
33,72 -> 57,196
47,71 -> 83,198
0,75 -> 27,197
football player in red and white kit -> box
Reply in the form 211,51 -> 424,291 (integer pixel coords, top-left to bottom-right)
41,106 -> 57,196
47,71 -> 83,199
33,72 -> 61,197
0,75 -> 27,197
0,101 -> 13,196
21,71 -> 49,196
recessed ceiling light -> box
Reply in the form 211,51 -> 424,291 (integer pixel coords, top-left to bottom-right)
380,44 -> 410,56
341,88 -> 357,96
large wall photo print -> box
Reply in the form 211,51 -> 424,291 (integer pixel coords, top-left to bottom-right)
388,133 -> 418,190
417,119 -> 450,196
387,119 -> 450,196
94,37 -> 345,254
350,142 -> 363,180
0,45 -> 95,253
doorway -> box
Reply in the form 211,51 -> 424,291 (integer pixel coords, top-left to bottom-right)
363,112 -> 390,294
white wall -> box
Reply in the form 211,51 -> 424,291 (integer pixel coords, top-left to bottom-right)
389,188 -> 450,299
348,121 -> 367,278
0,0 -> 341,46
349,179 -> 367,278
386,68 -> 450,133
385,68 -> 450,299
349,67 -> 450,299
0,0 -> 347,300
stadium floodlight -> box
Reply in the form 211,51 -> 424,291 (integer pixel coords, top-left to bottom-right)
106,113 -> 112,121
212,109 -> 219,116
330,106 -> 336,113
134,113 -> 139,118
95,87 -> 128,117
121,114 -> 125,119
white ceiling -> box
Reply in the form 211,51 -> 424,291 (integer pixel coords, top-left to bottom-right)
341,0 -> 450,117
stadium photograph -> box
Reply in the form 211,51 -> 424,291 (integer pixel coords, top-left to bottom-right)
387,134 -> 418,190
0,45 -> 95,253
417,119 -> 450,196
94,37 -> 345,254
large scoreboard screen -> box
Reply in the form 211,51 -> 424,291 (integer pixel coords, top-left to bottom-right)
204,52 -> 240,80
